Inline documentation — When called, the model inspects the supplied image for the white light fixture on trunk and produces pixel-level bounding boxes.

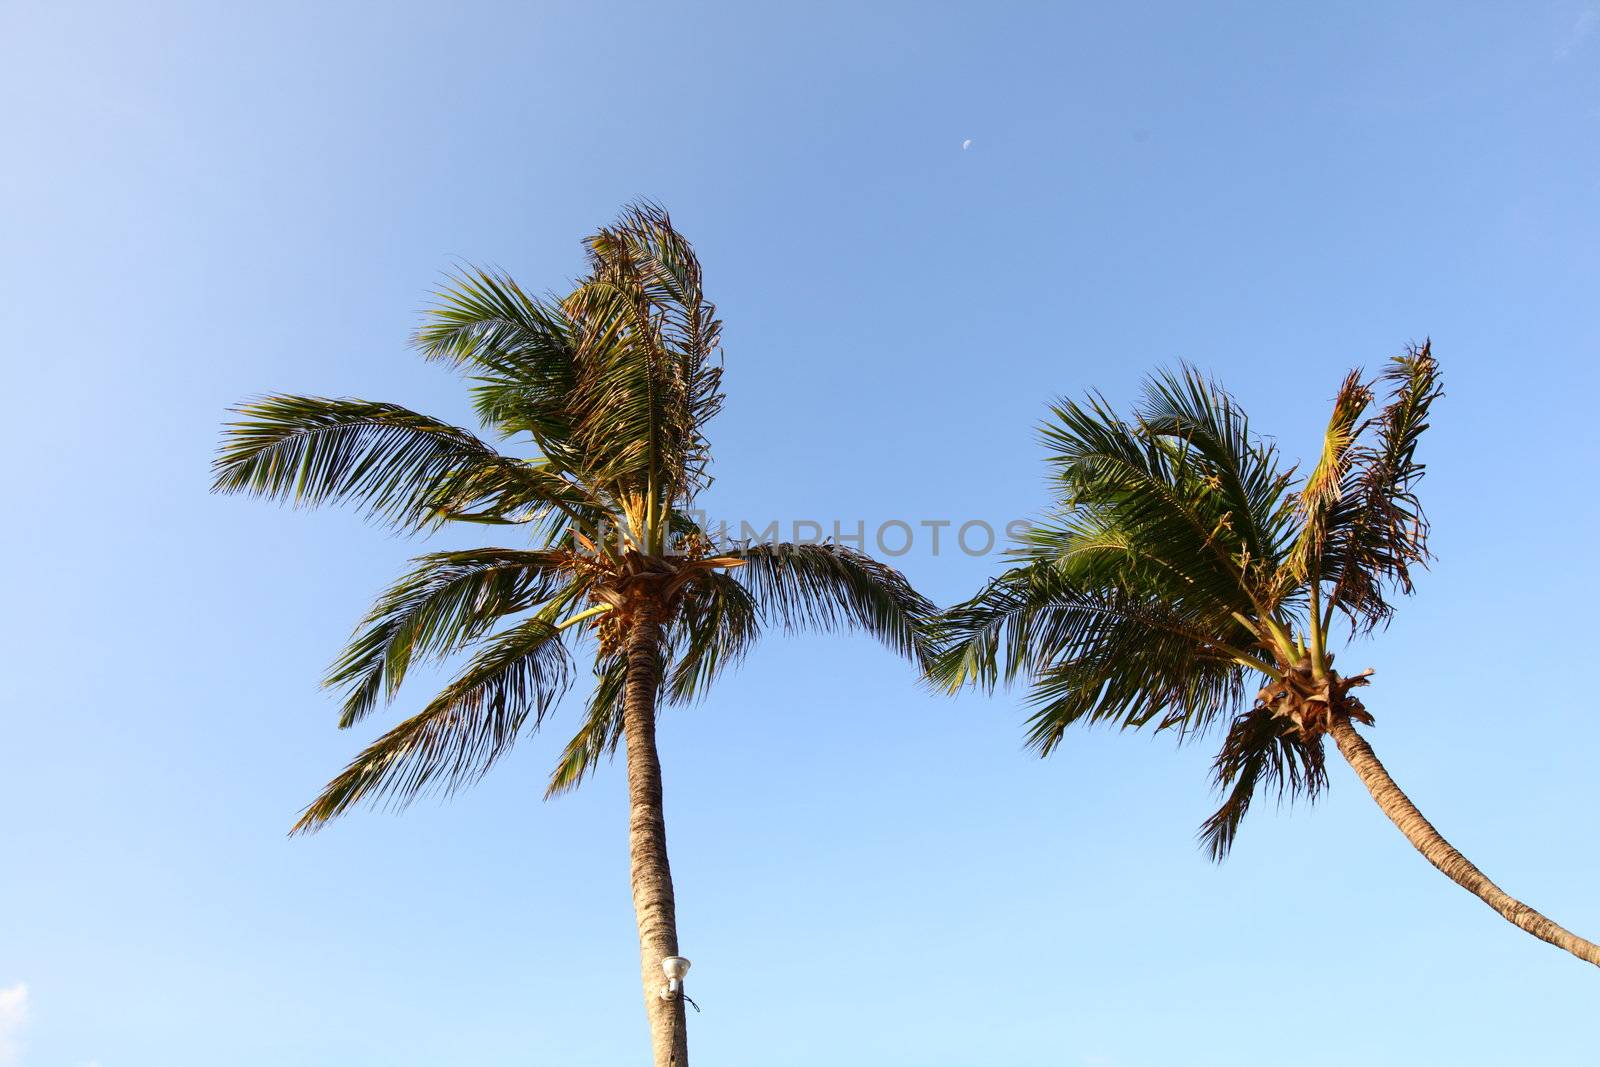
[660,955,692,999]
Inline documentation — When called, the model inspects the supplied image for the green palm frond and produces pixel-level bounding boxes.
[1140,366,1300,570]
[665,570,761,704]
[1023,624,1247,752]
[1199,706,1328,860]
[1039,383,1279,622]
[543,655,628,799]
[729,542,936,667]
[213,396,517,527]
[931,560,1264,721]
[1287,369,1373,583]
[294,616,573,832]
[561,203,724,532]
[325,550,578,727]
[930,560,1114,692]
[1321,342,1441,632]
[1014,582,1252,749]
[583,202,723,438]
[413,268,581,463]
[424,456,605,531]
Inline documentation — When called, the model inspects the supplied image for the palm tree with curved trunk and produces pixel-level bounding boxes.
[214,203,935,1064]
[933,344,1600,968]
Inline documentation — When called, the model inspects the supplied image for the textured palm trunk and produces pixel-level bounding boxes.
[620,600,690,1066]
[1328,716,1600,968]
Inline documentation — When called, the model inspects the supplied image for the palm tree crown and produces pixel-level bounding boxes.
[934,345,1600,968]
[216,203,931,824]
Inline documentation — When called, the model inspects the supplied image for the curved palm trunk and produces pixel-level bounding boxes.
[621,601,690,1066]
[1328,717,1600,967]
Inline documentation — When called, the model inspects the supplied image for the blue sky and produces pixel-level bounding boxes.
[4,2,1600,1064]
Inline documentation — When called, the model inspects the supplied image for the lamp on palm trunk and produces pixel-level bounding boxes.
[660,956,691,998]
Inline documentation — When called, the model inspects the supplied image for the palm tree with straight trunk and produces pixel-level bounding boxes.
[214,203,935,1064]
[932,344,1600,968]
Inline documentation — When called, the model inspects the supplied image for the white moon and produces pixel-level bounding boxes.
[961,139,972,150]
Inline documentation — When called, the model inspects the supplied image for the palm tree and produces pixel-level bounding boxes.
[933,344,1600,968]
[214,203,935,1064]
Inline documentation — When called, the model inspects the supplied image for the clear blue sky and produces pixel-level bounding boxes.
[4,2,1599,1064]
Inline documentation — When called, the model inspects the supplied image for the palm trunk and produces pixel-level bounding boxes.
[1328,716,1600,968]
[620,600,690,1066]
